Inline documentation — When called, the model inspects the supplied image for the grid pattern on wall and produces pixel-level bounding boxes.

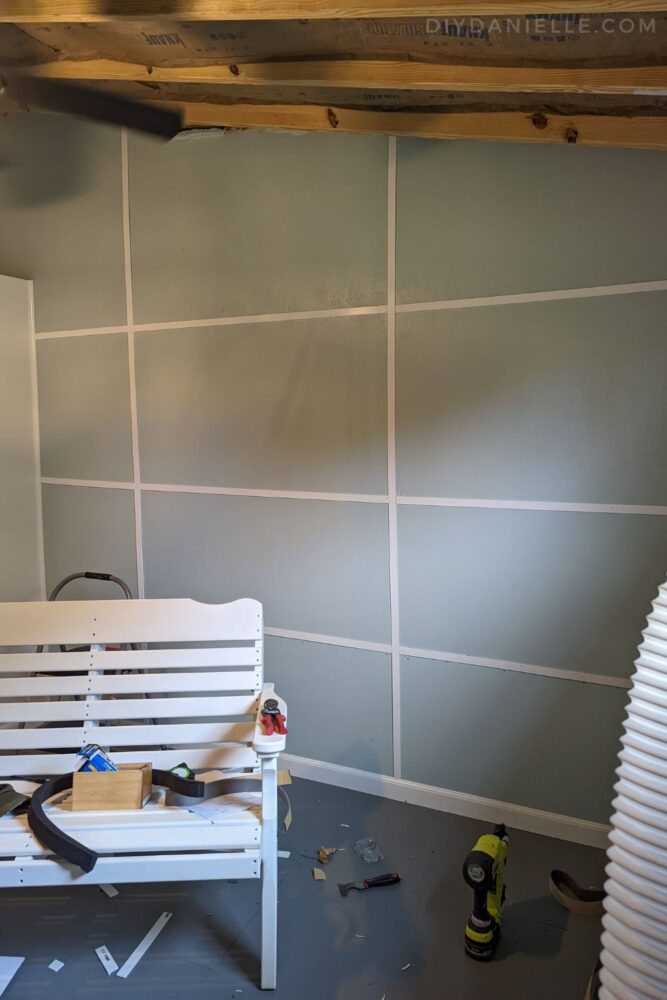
[6,115,666,842]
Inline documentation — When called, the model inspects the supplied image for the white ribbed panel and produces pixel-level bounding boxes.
[600,579,667,1000]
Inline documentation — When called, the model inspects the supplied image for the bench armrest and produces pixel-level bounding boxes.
[253,683,288,754]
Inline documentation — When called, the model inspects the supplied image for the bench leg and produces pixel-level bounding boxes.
[260,755,278,989]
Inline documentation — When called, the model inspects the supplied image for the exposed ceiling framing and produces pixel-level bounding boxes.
[1,4,666,148]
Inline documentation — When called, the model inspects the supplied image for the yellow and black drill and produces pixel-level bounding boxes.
[462,823,510,961]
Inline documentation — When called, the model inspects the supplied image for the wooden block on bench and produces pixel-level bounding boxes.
[72,763,152,811]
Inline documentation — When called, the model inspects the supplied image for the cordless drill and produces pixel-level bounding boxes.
[462,823,510,960]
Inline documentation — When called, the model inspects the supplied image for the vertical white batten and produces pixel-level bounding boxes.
[387,135,401,779]
[27,281,46,600]
[121,128,145,599]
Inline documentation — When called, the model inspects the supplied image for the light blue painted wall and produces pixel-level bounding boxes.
[0,276,42,602]
[4,114,666,825]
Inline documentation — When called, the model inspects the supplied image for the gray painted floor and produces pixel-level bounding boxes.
[0,778,605,999]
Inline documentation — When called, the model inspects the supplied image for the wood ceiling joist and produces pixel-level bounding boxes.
[169,99,667,147]
[31,58,667,97]
[3,1,667,22]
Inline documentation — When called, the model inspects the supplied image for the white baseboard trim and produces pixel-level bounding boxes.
[280,753,610,849]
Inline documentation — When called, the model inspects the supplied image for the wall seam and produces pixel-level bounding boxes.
[121,129,145,599]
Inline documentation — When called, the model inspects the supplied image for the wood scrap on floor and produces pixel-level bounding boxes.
[312,867,326,881]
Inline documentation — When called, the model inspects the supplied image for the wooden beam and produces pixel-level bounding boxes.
[169,100,667,148]
[3,1,667,22]
[31,58,667,97]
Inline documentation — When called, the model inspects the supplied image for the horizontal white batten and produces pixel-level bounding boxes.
[0,852,259,888]
[0,695,258,724]
[264,626,391,654]
[141,482,388,504]
[42,476,134,490]
[396,278,667,314]
[0,673,260,699]
[32,279,667,342]
[0,745,256,777]
[0,721,255,750]
[398,496,667,516]
[265,625,628,691]
[282,754,610,849]
[41,478,666,516]
[35,325,129,340]
[136,303,388,332]
[401,645,632,690]
[0,646,260,673]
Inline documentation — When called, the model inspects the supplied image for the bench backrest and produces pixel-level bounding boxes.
[0,597,263,778]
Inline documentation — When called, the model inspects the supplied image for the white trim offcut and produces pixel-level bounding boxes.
[280,754,610,849]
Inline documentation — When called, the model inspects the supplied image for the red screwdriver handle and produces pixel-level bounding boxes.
[363,873,401,889]
[261,714,276,736]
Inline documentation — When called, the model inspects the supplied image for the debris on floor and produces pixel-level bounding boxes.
[95,945,119,976]
[316,846,337,864]
[116,911,173,979]
[339,873,401,897]
[99,883,119,898]
[312,867,327,881]
[48,959,64,972]
[353,836,384,864]
[340,823,350,828]
[277,850,291,859]
[0,957,24,997]
[401,963,411,971]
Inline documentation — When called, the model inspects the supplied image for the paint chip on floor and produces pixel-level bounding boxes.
[48,960,64,972]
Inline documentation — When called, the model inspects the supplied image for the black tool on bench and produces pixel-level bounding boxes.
[338,873,401,897]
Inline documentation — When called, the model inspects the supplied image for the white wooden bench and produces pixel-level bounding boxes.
[0,596,286,990]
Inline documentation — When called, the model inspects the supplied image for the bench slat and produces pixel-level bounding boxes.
[0,852,260,887]
[0,721,256,750]
[0,675,260,698]
[0,696,258,724]
[0,646,261,673]
[0,745,258,776]
[0,822,260,857]
[0,597,262,646]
